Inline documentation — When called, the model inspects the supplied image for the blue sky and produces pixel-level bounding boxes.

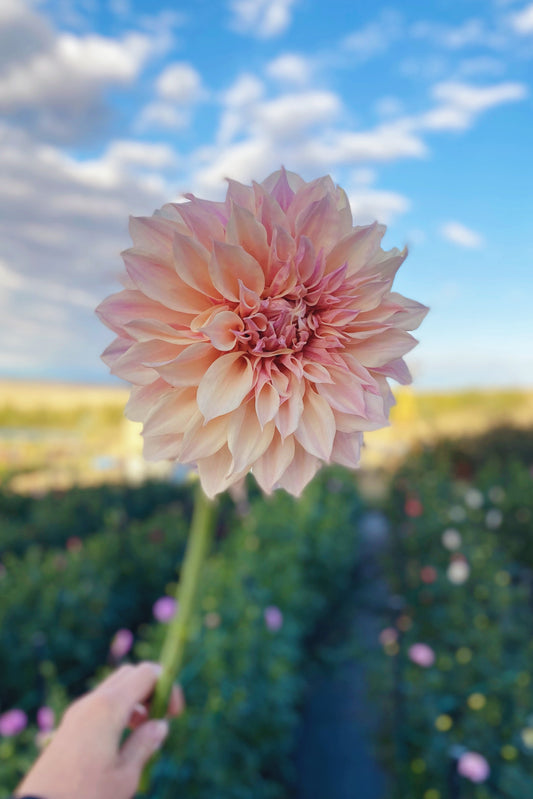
[0,0,532,389]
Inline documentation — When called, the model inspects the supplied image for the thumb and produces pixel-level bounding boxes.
[120,719,169,772]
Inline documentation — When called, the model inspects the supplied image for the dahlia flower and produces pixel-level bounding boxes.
[97,168,427,498]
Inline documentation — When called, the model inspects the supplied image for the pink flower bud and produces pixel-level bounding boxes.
[0,709,27,736]
[264,605,283,632]
[153,596,178,623]
[110,628,134,660]
[36,706,55,732]
[457,751,490,783]
[408,643,435,667]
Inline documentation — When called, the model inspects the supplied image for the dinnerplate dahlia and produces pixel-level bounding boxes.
[97,168,427,497]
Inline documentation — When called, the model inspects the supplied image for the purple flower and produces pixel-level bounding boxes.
[0,709,28,736]
[36,706,55,733]
[264,605,283,632]
[457,752,490,783]
[408,643,435,668]
[153,596,178,623]
[110,628,134,660]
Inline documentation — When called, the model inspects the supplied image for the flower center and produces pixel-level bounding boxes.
[236,296,312,356]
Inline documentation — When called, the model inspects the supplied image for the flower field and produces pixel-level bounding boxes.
[0,425,532,798]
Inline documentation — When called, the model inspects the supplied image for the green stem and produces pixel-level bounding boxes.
[139,483,217,793]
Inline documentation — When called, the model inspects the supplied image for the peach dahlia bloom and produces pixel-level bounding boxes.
[97,169,427,498]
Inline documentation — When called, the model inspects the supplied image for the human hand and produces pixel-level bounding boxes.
[15,662,185,799]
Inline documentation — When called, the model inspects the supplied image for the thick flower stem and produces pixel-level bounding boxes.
[139,484,217,793]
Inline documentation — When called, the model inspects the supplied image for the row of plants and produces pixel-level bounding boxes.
[0,480,193,557]
[368,427,533,799]
[0,467,363,798]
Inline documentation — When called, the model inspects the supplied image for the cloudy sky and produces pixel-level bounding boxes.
[1,0,532,389]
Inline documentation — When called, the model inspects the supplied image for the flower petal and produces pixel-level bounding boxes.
[197,352,254,421]
[226,203,270,266]
[128,215,184,263]
[252,431,295,494]
[179,412,229,462]
[125,379,173,422]
[325,222,386,276]
[227,402,275,473]
[200,310,243,351]
[209,241,265,302]
[295,194,344,256]
[143,433,183,461]
[294,388,336,460]
[172,231,217,297]
[331,431,363,468]
[96,290,188,336]
[123,250,213,314]
[255,381,280,427]
[196,446,242,498]
[156,342,218,387]
[275,374,304,438]
[351,329,417,368]
[277,441,320,497]
[143,387,198,436]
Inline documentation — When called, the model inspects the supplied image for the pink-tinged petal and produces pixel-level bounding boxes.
[128,215,184,263]
[295,388,336,460]
[172,230,218,299]
[316,372,366,416]
[278,441,320,497]
[209,241,265,302]
[226,203,270,266]
[252,431,295,494]
[200,310,243,351]
[335,186,353,234]
[325,222,386,276]
[96,290,190,337]
[275,375,304,438]
[286,175,336,228]
[226,178,256,213]
[351,329,417,368]
[130,339,186,367]
[295,194,345,256]
[143,433,183,461]
[301,362,334,384]
[374,358,412,385]
[252,181,288,242]
[123,319,199,345]
[331,431,363,468]
[255,381,281,427]
[294,235,318,284]
[261,167,297,212]
[174,198,226,248]
[143,387,198,436]
[108,342,158,385]
[101,336,131,369]
[179,412,229,462]
[197,352,254,421]
[387,293,429,330]
[119,272,137,290]
[156,342,219,387]
[333,409,388,433]
[196,446,241,498]
[227,402,275,472]
[123,250,213,314]
[124,379,173,422]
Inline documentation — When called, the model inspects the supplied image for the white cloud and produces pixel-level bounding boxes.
[456,57,505,77]
[441,221,485,248]
[229,0,297,38]
[342,10,403,60]
[410,18,505,49]
[415,80,528,131]
[155,61,203,103]
[510,2,533,32]
[137,61,205,131]
[348,188,411,225]
[252,91,342,139]
[266,53,312,85]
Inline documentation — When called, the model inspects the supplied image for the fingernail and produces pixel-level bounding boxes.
[150,719,169,750]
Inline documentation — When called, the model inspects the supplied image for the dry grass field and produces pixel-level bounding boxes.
[1,379,532,492]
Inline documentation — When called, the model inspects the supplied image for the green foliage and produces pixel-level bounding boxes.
[368,429,533,799]
[0,467,362,799]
